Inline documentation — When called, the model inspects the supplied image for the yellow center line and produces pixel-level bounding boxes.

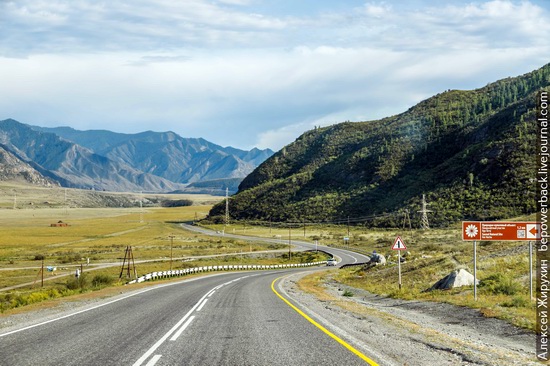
[271,276,379,366]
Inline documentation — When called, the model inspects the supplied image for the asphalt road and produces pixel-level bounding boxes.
[0,226,375,366]
[180,222,369,265]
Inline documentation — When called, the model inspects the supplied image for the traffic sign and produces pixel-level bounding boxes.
[392,236,407,250]
[462,221,541,241]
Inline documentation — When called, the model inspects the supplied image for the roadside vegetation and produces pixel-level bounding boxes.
[204,215,536,331]
[0,185,536,332]
[0,187,329,313]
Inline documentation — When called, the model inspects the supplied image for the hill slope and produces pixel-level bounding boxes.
[0,145,57,187]
[209,64,548,227]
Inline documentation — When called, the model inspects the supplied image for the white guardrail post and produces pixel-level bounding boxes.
[128,260,329,284]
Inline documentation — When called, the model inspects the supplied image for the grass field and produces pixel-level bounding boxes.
[0,184,537,330]
[0,185,333,312]
[203,215,537,330]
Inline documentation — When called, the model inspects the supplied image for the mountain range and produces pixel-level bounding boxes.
[209,63,548,227]
[0,121,273,192]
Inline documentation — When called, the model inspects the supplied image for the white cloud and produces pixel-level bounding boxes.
[0,0,288,56]
[362,2,392,18]
[0,1,549,150]
[216,0,255,6]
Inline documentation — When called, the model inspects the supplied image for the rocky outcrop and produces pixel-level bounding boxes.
[428,269,478,291]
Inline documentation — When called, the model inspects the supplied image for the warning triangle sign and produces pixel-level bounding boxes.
[392,236,407,250]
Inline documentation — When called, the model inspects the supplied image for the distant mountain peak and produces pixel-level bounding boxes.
[0,120,274,192]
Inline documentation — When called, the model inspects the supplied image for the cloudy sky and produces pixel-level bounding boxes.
[1,0,549,150]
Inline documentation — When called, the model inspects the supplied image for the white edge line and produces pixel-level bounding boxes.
[145,354,162,366]
[134,276,250,365]
[133,307,197,366]
[196,299,208,312]
[0,273,228,338]
[134,285,216,366]
[0,286,159,338]
[169,315,195,341]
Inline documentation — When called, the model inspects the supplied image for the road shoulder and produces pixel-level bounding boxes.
[279,270,537,366]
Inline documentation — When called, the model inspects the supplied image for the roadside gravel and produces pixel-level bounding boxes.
[279,270,537,366]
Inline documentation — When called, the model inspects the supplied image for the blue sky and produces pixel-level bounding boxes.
[0,0,549,150]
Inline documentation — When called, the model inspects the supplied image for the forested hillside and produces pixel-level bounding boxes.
[209,64,549,227]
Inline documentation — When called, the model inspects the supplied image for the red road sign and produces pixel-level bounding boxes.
[392,236,407,250]
[462,221,541,241]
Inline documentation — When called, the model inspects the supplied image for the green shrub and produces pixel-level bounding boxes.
[59,253,82,264]
[479,273,522,295]
[66,273,90,291]
[161,199,193,207]
[501,296,530,308]
[91,274,115,288]
[342,289,354,297]
[0,288,66,312]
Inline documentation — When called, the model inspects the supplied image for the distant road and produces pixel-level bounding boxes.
[180,222,369,265]
[0,224,377,366]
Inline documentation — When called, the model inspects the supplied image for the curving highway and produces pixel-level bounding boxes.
[0,225,377,366]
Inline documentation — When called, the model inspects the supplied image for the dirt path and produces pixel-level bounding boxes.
[280,271,537,366]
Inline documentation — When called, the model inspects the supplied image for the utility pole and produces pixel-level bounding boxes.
[13,191,16,209]
[225,187,229,226]
[347,216,350,238]
[64,188,68,216]
[417,194,432,230]
[119,246,137,279]
[139,191,143,223]
[33,259,45,288]
[168,235,175,271]
[402,209,413,233]
[288,226,292,260]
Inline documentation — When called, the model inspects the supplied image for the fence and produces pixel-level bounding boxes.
[128,261,327,284]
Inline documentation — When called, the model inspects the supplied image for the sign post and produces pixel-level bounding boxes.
[530,240,534,301]
[473,240,477,301]
[462,221,540,301]
[392,236,407,290]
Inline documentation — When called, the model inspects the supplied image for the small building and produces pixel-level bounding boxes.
[50,220,69,227]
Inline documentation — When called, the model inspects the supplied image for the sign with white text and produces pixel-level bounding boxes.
[462,221,540,241]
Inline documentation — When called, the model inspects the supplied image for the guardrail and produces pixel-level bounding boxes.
[326,245,372,269]
[127,261,328,284]
[328,244,373,257]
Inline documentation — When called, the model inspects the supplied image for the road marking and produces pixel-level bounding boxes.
[134,274,254,365]
[133,290,215,365]
[208,290,216,297]
[0,281,183,338]
[196,299,208,311]
[271,277,379,366]
[170,316,195,341]
[145,355,162,366]
[0,273,239,339]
